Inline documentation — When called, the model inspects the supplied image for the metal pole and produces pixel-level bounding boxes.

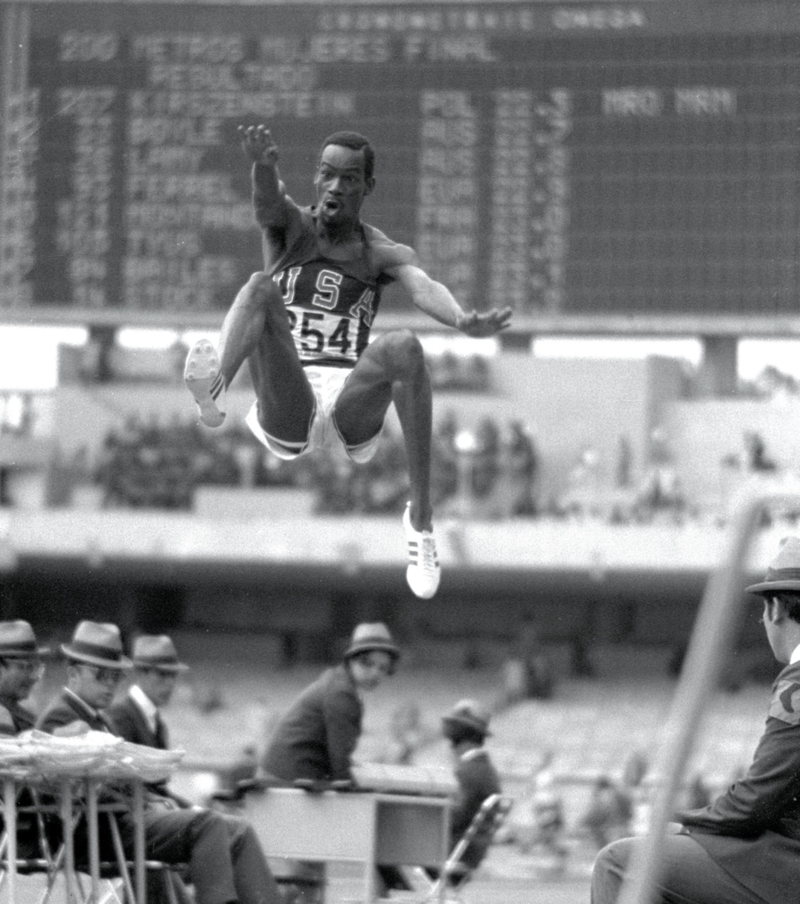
[5,776,17,904]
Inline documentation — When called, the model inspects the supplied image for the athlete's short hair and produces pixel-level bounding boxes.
[319,131,375,181]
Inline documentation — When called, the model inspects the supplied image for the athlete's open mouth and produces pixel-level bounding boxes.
[322,198,341,214]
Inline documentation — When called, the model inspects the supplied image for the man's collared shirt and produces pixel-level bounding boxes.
[128,684,159,735]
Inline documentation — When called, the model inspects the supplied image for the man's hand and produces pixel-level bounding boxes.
[52,720,91,737]
[455,306,513,337]
[239,124,279,167]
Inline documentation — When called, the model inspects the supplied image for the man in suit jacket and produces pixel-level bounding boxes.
[0,620,53,858]
[441,700,502,873]
[0,620,48,737]
[108,635,187,749]
[37,620,281,904]
[107,634,192,808]
[263,622,400,783]
[592,536,800,904]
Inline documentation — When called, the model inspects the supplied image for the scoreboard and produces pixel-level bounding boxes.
[1,0,799,329]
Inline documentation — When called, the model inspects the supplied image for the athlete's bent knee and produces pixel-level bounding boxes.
[380,329,426,375]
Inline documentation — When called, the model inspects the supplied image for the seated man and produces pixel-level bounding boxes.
[0,620,51,858]
[382,698,502,893]
[263,622,399,785]
[438,699,502,879]
[262,623,400,892]
[0,619,47,737]
[37,620,281,904]
[592,535,800,904]
[107,634,193,807]
[107,634,188,750]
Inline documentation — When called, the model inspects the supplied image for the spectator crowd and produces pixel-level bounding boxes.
[87,410,541,518]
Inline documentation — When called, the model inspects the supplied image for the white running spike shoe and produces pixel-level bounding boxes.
[403,503,441,599]
[184,339,226,428]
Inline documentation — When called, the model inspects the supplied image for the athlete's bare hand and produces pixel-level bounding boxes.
[455,306,513,337]
[239,124,279,166]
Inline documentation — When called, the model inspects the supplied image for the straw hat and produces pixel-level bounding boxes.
[746,537,800,595]
[0,620,50,659]
[132,635,189,673]
[61,621,132,669]
[343,622,400,663]
[442,699,492,738]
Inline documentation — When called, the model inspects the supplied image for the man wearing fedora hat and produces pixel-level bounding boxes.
[36,619,132,735]
[108,635,189,750]
[38,621,281,904]
[263,622,400,785]
[592,535,800,904]
[439,699,501,877]
[262,622,400,895]
[0,620,48,737]
[0,620,52,859]
[108,635,194,811]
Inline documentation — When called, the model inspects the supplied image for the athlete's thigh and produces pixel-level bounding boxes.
[333,344,394,445]
[247,327,315,440]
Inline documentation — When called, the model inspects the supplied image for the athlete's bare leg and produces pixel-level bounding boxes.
[243,274,316,443]
[185,271,304,429]
[217,274,272,389]
[335,329,440,598]
[335,330,433,531]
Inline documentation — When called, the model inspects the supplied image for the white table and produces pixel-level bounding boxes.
[244,787,451,903]
[0,734,182,904]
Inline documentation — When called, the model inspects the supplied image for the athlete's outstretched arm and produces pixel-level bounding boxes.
[238,124,290,229]
[389,262,513,337]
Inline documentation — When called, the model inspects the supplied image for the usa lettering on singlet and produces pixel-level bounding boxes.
[273,259,382,368]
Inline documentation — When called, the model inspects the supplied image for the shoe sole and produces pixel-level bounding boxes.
[184,340,225,428]
[406,569,440,599]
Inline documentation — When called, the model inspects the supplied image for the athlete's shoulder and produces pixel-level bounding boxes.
[362,223,419,271]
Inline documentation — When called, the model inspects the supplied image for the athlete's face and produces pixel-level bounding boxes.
[314,145,374,228]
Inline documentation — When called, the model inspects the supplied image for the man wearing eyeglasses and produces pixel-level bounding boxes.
[37,620,281,904]
[0,620,51,859]
[0,619,48,737]
[591,536,800,904]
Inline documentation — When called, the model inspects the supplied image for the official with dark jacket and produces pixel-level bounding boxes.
[107,634,191,807]
[107,634,189,748]
[592,536,800,904]
[263,622,400,783]
[442,700,502,871]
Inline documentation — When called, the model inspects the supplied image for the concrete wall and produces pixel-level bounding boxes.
[664,395,800,512]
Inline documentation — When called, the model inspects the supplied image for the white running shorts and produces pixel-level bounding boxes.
[245,365,382,464]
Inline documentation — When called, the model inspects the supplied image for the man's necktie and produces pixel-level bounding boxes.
[154,712,168,749]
